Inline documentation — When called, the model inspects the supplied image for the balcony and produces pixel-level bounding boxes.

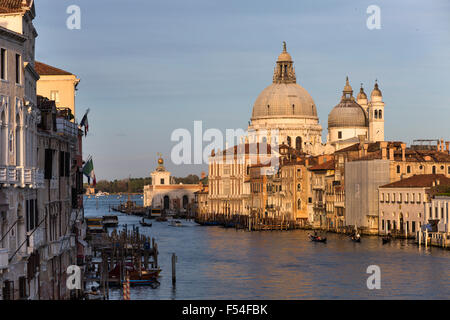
[0,166,19,186]
[56,118,78,139]
[0,248,8,270]
[0,166,44,189]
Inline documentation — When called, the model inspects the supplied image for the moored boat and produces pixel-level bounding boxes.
[140,218,152,227]
[169,220,182,227]
[102,215,119,228]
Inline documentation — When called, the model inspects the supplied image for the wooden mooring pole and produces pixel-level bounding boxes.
[172,253,177,285]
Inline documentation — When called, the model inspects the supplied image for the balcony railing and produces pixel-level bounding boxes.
[0,248,8,269]
[56,118,79,138]
[0,166,44,189]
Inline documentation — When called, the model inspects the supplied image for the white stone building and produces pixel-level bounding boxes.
[0,0,42,300]
[143,156,201,214]
[327,78,385,151]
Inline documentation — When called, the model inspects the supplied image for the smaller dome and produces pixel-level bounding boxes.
[277,41,292,61]
[328,100,368,128]
[371,82,382,97]
[278,52,292,61]
[328,77,368,129]
[343,76,353,94]
[357,86,367,100]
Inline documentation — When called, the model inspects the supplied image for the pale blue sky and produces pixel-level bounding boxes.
[34,0,450,180]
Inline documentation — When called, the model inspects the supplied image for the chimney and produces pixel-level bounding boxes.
[440,139,444,152]
[401,143,406,162]
[363,143,369,156]
[380,142,388,160]
[389,147,394,161]
[446,141,450,154]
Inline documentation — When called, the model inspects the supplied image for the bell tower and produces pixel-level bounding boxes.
[368,80,385,142]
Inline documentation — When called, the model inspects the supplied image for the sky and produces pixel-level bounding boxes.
[34,0,450,181]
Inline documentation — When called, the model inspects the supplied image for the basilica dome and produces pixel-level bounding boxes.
[328,77,368,128]
[251,42,318,120]
[252,83,317,119]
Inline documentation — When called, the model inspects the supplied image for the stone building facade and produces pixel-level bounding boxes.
[143,156,201,215]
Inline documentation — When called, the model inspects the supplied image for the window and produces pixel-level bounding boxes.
[15,53,21,84]
[0,48,6,80]
[297,184,301,192]
[287,136,291,146]
[379,110,382,119]
[407,166,411,174]
[432,166,436,174]
[160,178,164,185]
[338,131,342,139]
[397,165,401,174]
[295,136,302,151]
[44,149,53,179]
[19,276,28,299]
[50,91,60,103]
[374,110,378,119]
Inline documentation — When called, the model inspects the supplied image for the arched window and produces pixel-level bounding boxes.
[397,165,401,174]
[374,110,378,119]
[267,105,270,115]
[287,136,291,147]
[297,199,301,209]
[295,136,302,151]
[379,110,382,119]
[432,166,436,174]
[407,166,411,174]
[163,196,170,210]
[297,184,301,191]
[182,195,189,209]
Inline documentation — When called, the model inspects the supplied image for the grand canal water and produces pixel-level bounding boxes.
[84,195,450,300]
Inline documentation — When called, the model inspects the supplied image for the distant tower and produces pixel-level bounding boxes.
[151,154,171,186]
[368,80,385,142]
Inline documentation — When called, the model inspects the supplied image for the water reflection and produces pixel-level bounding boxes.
[85,196,450,300]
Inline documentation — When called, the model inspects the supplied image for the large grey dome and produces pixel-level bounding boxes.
[328,99,368,128]
[252,83,318,120]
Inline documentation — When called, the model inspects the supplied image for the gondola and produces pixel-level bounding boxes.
[309,234,327,243]
[140,218,152,227]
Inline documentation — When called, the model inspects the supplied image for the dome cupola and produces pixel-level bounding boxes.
[328,77,368,129]
[251,42,318,120]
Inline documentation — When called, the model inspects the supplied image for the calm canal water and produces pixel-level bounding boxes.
[84,195,450,300]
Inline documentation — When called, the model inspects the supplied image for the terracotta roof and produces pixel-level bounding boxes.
[309,159,335,171]
[380,174,450,188]
[214,143,273,157]
[35,61,73,76]
[0,0,32,14]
